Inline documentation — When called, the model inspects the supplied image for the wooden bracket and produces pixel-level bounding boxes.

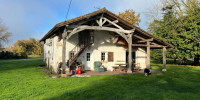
[103,18,123,29]
[67,25,133,42]
[104,20,118,27]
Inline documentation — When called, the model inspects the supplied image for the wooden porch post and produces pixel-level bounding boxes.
[162,47,167,71]
[127,33,133,73]
[62,27,68,74]
[147,41,151,69]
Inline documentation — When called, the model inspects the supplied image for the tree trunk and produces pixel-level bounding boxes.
[193,55,200,66]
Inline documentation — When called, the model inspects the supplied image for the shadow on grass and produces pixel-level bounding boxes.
[47,66,200,100]
[0,58,44,72]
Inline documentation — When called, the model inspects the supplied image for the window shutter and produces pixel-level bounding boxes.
[108,52,114,62]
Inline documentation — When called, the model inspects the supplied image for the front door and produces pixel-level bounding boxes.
[85,52,93,70]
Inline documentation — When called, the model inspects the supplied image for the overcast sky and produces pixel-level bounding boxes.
[0,0,160,46]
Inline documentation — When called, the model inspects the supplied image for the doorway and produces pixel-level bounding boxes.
[126,51,136,64]
[85,52,93,70]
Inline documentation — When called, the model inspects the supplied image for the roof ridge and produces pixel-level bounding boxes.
[56,7,108,27]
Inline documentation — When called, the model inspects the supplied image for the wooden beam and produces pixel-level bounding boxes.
[104,20,118,27]
[162,47,167,71]
[132,44,147,47]
[96,20,100,26]
[137,38,153,43]
[151,42,158,45]
[68,25,133,42]
[69,25,133,34]
[102,19,107,26]
[96,16,108,27]
[113,36,119,43]
[103,18,123,29]
[69,16,101,28]
[146,41,151,69]
[67,30,72,33]
[151,45,163,48]
[128,33,133,73]
[133,35,146,41]
[62,27,67,74]
[99,16,103,27]
[132,44,164,48]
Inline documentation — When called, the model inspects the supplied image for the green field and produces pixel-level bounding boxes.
[0,58,200,100]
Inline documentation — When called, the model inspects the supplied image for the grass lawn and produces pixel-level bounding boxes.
[0,58,200,100]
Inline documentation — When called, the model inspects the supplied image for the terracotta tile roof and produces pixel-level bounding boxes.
[40,8,173,48]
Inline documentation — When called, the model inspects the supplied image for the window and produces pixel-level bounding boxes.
[70,52,74,59]
[86,53,90,61]
[101,52,105,61]
[108,52,114,62]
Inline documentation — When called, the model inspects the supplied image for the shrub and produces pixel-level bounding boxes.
[0,51,27,59]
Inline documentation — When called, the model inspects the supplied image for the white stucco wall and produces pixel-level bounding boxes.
[43,31,147,73]
[77,31,126,71]
[43,33,78,72]
[136,48,147,69]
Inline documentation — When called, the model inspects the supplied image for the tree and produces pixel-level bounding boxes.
[32,39,43,55]
[148,0,200,65]
[148,4,181,63]
[0,19,11,47]
[8,38,43,56]
[5,45,18,53]
[118,9,141,26]
[183,0,200,65]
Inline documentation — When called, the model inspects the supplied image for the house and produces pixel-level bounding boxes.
[40,8,173,73]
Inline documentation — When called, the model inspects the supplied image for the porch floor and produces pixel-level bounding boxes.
[74,69,162,76]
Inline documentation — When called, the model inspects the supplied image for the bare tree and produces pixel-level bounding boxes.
[146,1,164,21]
[0,19,11,47]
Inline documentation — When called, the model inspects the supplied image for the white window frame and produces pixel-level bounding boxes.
[86,53,90,61]
[70,52,75,59]
[101,52,106,61]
